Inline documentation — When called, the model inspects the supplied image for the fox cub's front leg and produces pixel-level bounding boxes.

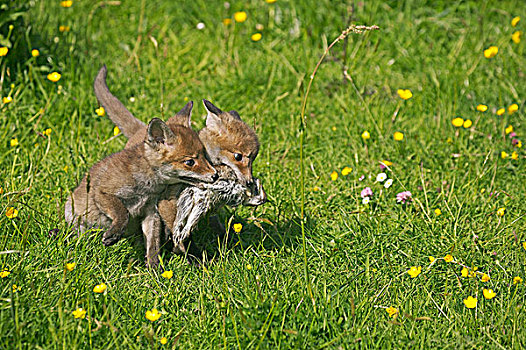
[94,190,129,246]
[142,211,162,268]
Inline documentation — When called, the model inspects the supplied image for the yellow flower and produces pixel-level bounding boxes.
[44,128,52,136]
[313,186,320,192]
[113,126,120,136]
[361,130,370,140]
[72,308,86,319]
[496,207,505,217]
[434,208,442,216]
[386,306,398,317]
[501,151,508,159]
[523,242,526,251]
[233,223,242,233]
[95,106,105,116]
[483,46,498,59]
[508,103,519,114]
[516,140,523,148]
[234,11,247,23]
[160,337,168,345]
[496,108,505,116]
[330,171,338,181]
[266,0,277,3]
[461,267,468,277]
[0,270,10,278]
[444,254,454,262]
[505,125,514,135]
[513,276,523,284]
[407,266,421,278]
[481,274,490,282]
[476,104,488,112]
[512,31,521,44]
[59,25,70,32]
[145,308,162,322]
[222,18,232,25]
[463,119,472,128]
[452,117,464,127]
[483,289,496,300]
[429,256,435,263]
[3,96,12,104]
[47,72,61,82]
[341,167,352,176]
[6,207,18,219]
[63,165,69,173]
[246,264,252,270]
[511,151,518,160]
[0,47,8,56]
[66,263,76,271]
[393,131,404,141]
[251,33,262,42]
[31,49,40,57]
[381,160,393,167]
[463,296,477,309]
[60,1,73,7]
[161,270,173,279]
[93,283,107,293]
[397,89,413,100]
[512,16,521,27]
[12,284,21,292]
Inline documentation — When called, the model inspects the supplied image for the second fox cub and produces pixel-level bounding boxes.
[65,117,218,267]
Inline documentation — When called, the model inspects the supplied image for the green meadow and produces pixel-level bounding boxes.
[1,0,525,348]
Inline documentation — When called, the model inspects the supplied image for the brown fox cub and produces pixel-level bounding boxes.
[65,117,218,267]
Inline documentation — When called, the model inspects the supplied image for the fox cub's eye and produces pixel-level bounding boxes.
[234,153,243,162]
[184,159,195,167]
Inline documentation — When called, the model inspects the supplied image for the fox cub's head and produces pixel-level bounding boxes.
[199,100,259,188]
[145,116,218,185]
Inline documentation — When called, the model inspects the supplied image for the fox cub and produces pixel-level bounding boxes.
[65,117,218,267]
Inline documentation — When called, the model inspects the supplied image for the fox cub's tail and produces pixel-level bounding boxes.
[94,65,145,138]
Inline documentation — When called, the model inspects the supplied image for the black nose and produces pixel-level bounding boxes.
[211,173,219,182]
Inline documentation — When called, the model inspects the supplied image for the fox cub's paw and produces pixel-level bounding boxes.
[101,228,123,246]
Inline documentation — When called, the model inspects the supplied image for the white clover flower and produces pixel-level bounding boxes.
[384,179,393,189]
[376,173,387,182]
[197,22,205,30]
[362,197,370,205]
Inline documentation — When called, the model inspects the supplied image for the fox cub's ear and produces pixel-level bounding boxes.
[170,101,193,128]
[228,110,241,120]
[203,99,224,132]
[147,118,176,147]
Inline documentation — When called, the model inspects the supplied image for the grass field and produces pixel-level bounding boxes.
[1,0,526,348]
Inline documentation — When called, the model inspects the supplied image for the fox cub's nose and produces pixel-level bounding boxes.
[211,172,219,182]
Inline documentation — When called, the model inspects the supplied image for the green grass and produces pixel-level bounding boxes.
[1,0,525,348]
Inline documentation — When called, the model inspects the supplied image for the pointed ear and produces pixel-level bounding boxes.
[203,99,225,131]
[203,99,223,116]
[168,101,193,128]
[228,110,241,120]
[147,118,175,146]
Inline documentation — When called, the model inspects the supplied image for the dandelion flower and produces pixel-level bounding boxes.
[361,130,370,140]
[233,223,242,233]
[72,308,86,319]
[393,132,404,141]
[145,308,161,322]
[513,276,523,284]
[386,306,398,317]
[95,107,105,116]
[31,49,39,57]
[360,187,373,198]
[65,263,76,271]
[341,167,352,176]
[483,46,498,59]
[496,207,505,217]
[429,256,435,263]
[59,25,70,32]
[444,254,454,262]
[0,270,10,278]
[434,208,442,216]
[384,179,393,189]
[60,1,73,7]
[330,171,338,181]
[93,283,107,294]
[476,104,488,112]
[501,151,508,159]
[511,151,518,160]
[481,274,490,282]
[251,33,262,42]
[3,96,12,104]
[508,104,519,114]
[452,117,464,127]
[160,337,168,345]
[483,289,496,300]
[6,207,18,219]
[397,89,413,100]
[113,126,120,136]
[376,173,387,182]
[47,72,61,82]
[496,108,505,116]
[505,125,514,135]
[461,267,469,277]
[161,270,173,279]
[222,18,232,25]
[512,16,521,27]
[463,119,472,128]
[407,266,422,278]
[463,296,477,309]
[234,11,247,23]
[512,31,521,44]
[396,191,412,204]
[0,47,8,56]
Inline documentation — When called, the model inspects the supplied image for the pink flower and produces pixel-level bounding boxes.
[512,138,519,145]
[396,191,412,204]
[509,132,517,138]
[361,187,373,198]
